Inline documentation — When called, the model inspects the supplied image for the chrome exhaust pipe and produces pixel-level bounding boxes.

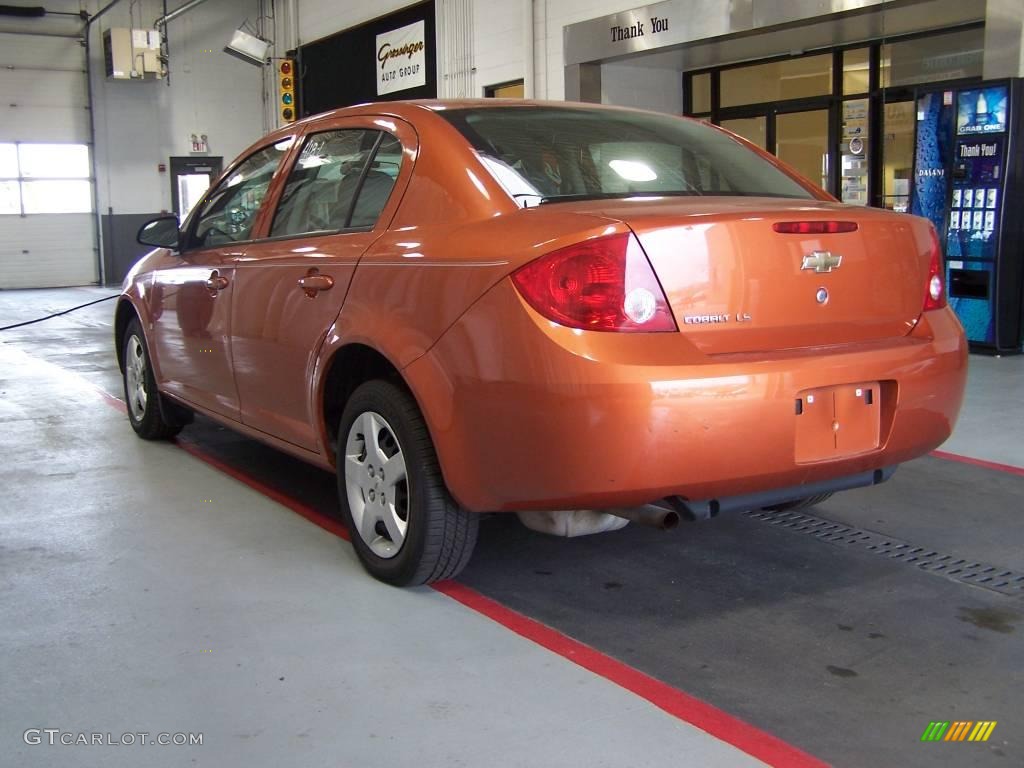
[607,503,680,531]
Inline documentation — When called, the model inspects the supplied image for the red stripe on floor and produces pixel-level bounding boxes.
[94,383,127,413]
[433,580,829,768]
[174,437,352,541]
[930,450,1024,477]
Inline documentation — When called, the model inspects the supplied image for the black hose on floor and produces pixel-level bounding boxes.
[0,294,119,332]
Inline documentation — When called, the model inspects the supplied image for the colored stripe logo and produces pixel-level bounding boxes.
[921,721,997,742]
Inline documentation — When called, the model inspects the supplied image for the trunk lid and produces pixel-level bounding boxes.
[548,197,932,354]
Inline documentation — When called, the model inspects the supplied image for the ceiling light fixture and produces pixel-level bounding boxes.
[224,28,271,66]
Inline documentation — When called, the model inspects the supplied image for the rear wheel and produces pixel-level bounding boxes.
[337,380,478,586]
[122,318,184,440]
[764,493,833,512]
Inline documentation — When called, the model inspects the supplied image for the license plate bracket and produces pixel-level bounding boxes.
[794,382,880,463]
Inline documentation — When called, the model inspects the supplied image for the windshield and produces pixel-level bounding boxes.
[438,106,816,204]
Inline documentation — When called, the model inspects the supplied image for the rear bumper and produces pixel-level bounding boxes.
[404,280,968,512]
[673,466,897,520]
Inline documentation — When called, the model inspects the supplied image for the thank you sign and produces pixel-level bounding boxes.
[376,20,426,95]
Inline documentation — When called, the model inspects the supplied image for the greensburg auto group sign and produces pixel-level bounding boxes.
[376,20,426,95]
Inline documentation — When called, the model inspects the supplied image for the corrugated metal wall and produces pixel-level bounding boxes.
[0,30,98,288]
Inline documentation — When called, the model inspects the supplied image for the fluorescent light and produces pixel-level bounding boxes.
[609,160,657,182]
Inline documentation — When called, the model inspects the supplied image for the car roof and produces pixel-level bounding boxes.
[261,99,680,144]
[303,98,624,119]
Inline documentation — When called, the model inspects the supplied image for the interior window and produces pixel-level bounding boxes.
[349,133,402,228]
[720,54,832,108]
[189,139,290,248]
[270,129,382,237]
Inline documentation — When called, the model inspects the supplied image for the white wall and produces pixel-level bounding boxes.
[295,0,652,101]
[471,0,524,93]
[464,0,648,100]
[90,0,266,216]
[297,0,414,45]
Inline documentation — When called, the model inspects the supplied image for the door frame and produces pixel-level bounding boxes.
[169,156,224,218]
[717,95,836,194]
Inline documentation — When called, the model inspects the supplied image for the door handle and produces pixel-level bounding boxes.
[205,271,229,292]
[298,272,335,298]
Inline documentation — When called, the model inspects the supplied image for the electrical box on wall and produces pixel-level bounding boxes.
[103,28,163,80]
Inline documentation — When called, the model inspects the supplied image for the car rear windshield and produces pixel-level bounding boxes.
[438,106,815,204]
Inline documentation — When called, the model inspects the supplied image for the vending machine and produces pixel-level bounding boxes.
[910,79,1024,353]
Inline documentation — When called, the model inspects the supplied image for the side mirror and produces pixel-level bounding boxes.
[137,215,181,250]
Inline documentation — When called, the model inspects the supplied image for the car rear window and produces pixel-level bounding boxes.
[437,106,815,204]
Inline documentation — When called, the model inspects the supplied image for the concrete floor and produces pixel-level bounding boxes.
[2,286,1022,767]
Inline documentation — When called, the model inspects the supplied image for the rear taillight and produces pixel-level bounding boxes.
[773,221,858,234]
[924,227,946,311]
[511,233,676,332]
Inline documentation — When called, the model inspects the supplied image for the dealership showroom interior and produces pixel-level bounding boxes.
[3,0,1024,765]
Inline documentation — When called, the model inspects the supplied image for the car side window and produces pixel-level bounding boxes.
[187,139,291,249]
[349,132,403,228]
[270,129,381,237]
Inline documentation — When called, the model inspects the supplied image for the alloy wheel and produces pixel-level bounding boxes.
[125,334,148,422]
[344,410,409,558]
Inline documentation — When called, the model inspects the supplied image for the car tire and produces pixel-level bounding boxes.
[122,317,185,440]
[337,379,478,586]
[765,492,833,512]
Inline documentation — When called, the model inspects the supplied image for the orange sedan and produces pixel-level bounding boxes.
[117,100,967,585]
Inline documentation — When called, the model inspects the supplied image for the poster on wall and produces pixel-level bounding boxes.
[376,21,426,95]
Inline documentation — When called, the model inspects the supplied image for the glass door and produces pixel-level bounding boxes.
[169,156,223,219]
[775,109,830,191]
[717,107,832,194]
[720,117,767,150]
[881,100,915,212]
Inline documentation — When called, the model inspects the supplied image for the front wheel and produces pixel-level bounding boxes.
[337,380,478,586]
[122,317,184,440]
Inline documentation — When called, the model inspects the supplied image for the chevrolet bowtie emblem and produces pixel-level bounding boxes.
[801,251,843,273]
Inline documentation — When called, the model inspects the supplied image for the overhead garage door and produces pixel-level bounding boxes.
[0,30,98,289]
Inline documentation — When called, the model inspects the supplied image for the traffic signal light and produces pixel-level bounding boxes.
[278,59,296,124]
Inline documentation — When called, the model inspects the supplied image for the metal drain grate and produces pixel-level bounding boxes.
[744,509,1024,598]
